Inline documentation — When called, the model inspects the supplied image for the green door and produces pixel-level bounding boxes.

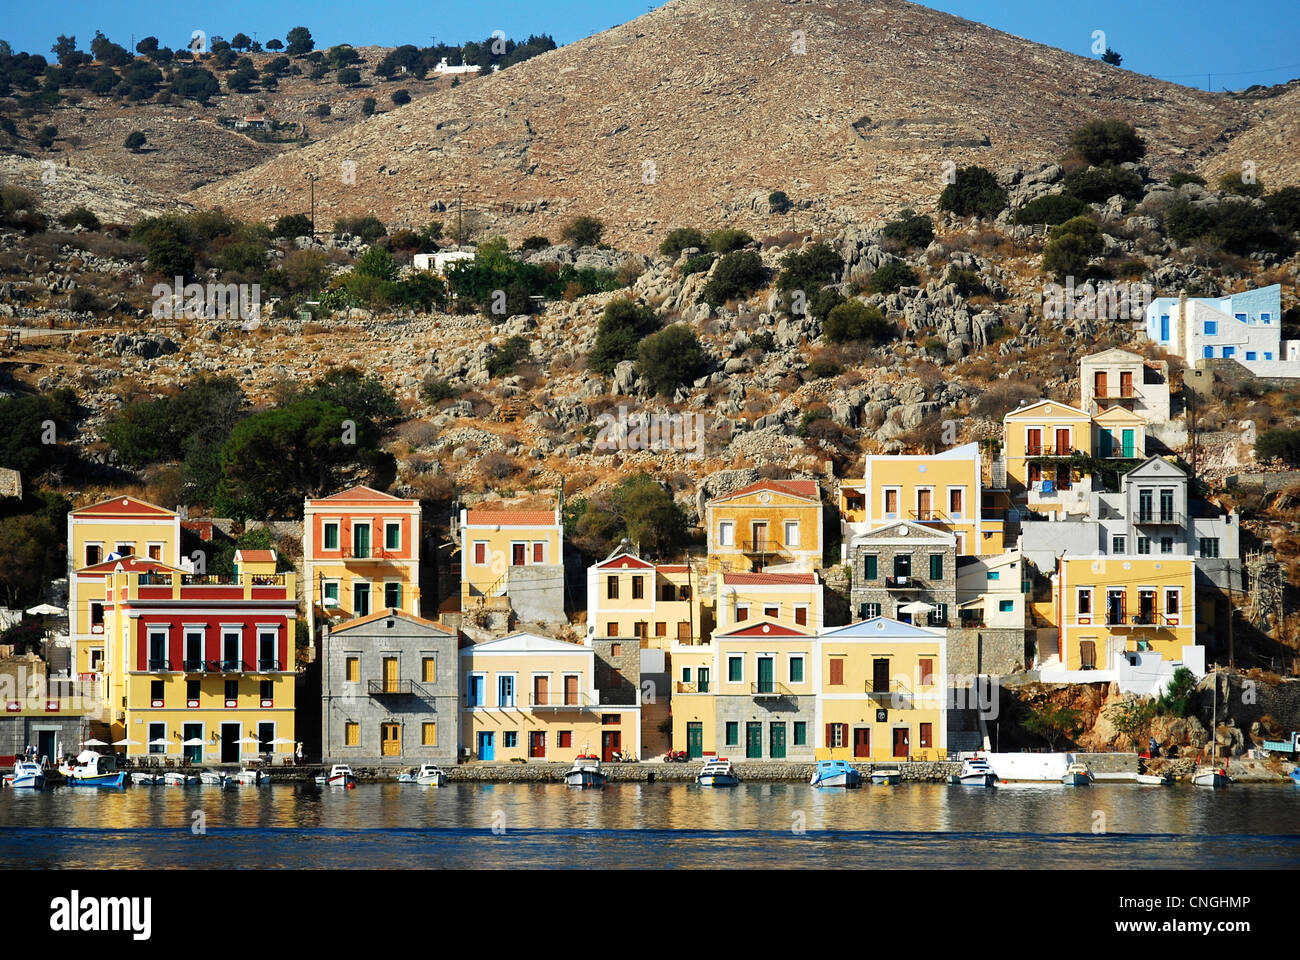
[698,668,710,694]
[1121,429,1135,459]
[686,722,703,759]
[770,722,786,759]
[746,722,762,759]
[757,657,774,694]
[1098,430,1113,458]
[353,523,370,558]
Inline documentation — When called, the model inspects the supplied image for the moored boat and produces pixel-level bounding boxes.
[1136,772,1173,785]
[696,757,740,787]
[1289,767,1300,785]
[57,751,125,788]
[1191,766,1230,788]
[198,770,229,786]
[564,754,606,788]
[4,760,46,789]
[130,772,162,785]
[398,764,447,786]
[810,759,861,787]
[315,764,356,787]
[233,768,269,786]
[870,765,902,785]
[951,755,997,787]
[1061,761,1094,786]
[163,770,197,785]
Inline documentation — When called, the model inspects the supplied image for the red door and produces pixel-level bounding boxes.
[601,731,620,762]
[528,732,546,758]
[893,728,910,758]
[512,543,526,565]
[1026,429,1042,456]
[853,728,870,758]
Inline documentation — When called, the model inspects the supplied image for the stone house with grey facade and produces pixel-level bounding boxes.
[321,609,460,766]
[848,521,957,627]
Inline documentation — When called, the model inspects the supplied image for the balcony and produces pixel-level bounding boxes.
[182,659,206,673]
[207,658,248,673]
[1106,612,1177,629]
[257,657,282,672]
[908,509,951,523]
[675,681,709,694]
[1134,511,1183,526]
[885,575,922,590]
[751,681,791,699]
[368,679,430,698]
[527,691,596,711]
[1025,444,1077,458]
[341,545,399,562]
[739,539,793,561]
[147,658,172,672]
[866,680,913,705]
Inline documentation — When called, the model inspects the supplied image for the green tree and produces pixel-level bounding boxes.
[561,215,604,247]
[1107,697,1155,749]
[867,260,918,294]
[776,242,842,293]
[285,26,315,57]
[486,335,531,377]
[823,300,891,343]
[1069,119,1146,165]
[390,88,411,105]
[1218,172,1264,199]
[1012,193,1086,226]
[881,209,934,249]
[1042,216,1102,281]
[768,190,792,214]
[659,227,705,258]
[1157,667,1197,717]
[273,213,314,238]
[699,249,765,308]
[1022,702,1085,749]
[354,246,399,281]
[337,67,361,86]
[589,298,661,375]
[637,324,706,395]
[231,33,252,52]
[0,513,62,607]
[1062,163,1144,203]
[361,96,376,116]
[707,228,753,254]
[1101,49,1123,66]
[1255,428,1300,467]
[938,165,1007,219]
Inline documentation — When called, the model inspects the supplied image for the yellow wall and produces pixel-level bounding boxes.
[714,576,822,632]
[670,646,718,756]
[817,641,945,761]
[461,523,562,604]
[121,673,296,759]
[705,490,822,572]
[589,565,705,647]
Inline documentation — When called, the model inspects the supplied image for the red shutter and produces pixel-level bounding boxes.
[795,607,807,626]
[825,724,834,748]
[829,658,843,685]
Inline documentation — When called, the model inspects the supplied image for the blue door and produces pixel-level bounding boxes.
[1159,315,1169,341]
[477,732,494,761]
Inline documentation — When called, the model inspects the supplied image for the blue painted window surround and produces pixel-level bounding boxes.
[1203,347,1214,359]
[1204,320,1218,335]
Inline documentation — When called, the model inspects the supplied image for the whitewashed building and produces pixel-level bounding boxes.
[1144,284,1299,377]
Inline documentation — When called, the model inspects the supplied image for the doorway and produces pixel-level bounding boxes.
[183,723,203,764]
[601,730,621,762]
[745,722,762,759]
[686,722,703,759]
[220,722,241,763]
[382,657,398,694]
[853,727,871,758]
[477,731,494,761]
[770,722,786,759]
[380,722,401,757]
[892,727,910,758]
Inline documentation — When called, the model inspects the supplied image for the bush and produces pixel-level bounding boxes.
[589,299,660,375]
[273,213,314,239]
[59,205,100,231]
[807,357,842,379]
[699,249,765,308]
[749,331,776,353]
[486,335,531,378]
[776,242,842,292]
[337,67,361,86]
[124,130,146,152]
[334,215,387,243]
[881,209,934,249]
[1256,428,1300,467]
[808,286,845,324]
[769,190,792,214]
[938,166,1007,219]
[707,228,754,254]
[1068,119,1146,166]
[680,253,715,276]
[659,227,705,258]
[561,215,604,247]
[361,96,376,116]
[823,300,891,343]
[354,246,399,281]
[1264,187,1300,233]
[867,261,918,294]
[1062,163,1144,204]
[421,377,458,404]
[1163,195,1293,257]
[1169,171,1206,190]
[1013,193,1087,226]
[519,235,551,251]
[942,267,986,297]
[1042,216,1102,281]
[390,88,411,106]
[637,324,706,395]
[1218,172,1264,199]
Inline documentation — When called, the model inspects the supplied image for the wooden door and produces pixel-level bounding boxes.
[512,543,526,566]
[381,722,401,756]
[1094,371,1107,399]
[1120,371,1133,397]
[892,727,910,758]
[564,674,578,705]
[353,523,370,558]
[745,722,762,759]
[853,727,870,758]
[602,731,620,762]
[383,657,398,693]
[1055,428,1071,455]
[917,488,932,520]
[751,522,767,551]
[1026,428,1042,456]
[528,731,546,758]
[873,658,890,693]
[686,723,703,759]
[757,657,774,694]
[533,674,549,706]
[770,723,786,759]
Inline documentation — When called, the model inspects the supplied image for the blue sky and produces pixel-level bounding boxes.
[4,0,1299,91]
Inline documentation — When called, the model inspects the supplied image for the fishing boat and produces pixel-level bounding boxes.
[809,759,861,787]
[951,755,997,787]
[870,765,903,785]
[564,754,606,788]
[1061,761,1094,786]
[198,770,229,786]
[1136,772,1173,785]
[1288,768,1300,785]
[1191,766,1230,788]
[233,768,270,786]
[163,770,196,785]
[57,751,125,788]
[315,764,356,787]
[398,764,447,786]
[130,772,162,785]
[1193,668,1231,788]
[696,757,740,787]
[4,760,46,789]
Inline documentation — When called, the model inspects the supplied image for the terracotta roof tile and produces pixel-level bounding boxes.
[721,572,818,585]
[464,509,558,526]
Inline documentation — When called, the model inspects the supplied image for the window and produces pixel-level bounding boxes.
[347,657,360,683]
[893,554,911,579]
[558,731,572,749]
[1246,352,1257,361]
[260,679,273,701]
[918,658,934,685]
[784,520,800,546]
[1199,537,1220,558]
[353,582,370,617]
[987,570,1000,581]
[384,582,401,608]
[660,584,675,601]
[85,543,102,566]
[532,542,545,564]
[1137,537,1150,555]
[473,542,487,565]
[794,605,808,626]
[884,488,899,517]
[789,656,805,683]
[385,522,401,551]
[634,622,648,639]
[949,487,963,517]
[323,581,340,605]
[678,585,692,601]
[631,576,644,600]
[150,679,164,703]
[863,555,878,580]
[116,542,134,557]
[186,679,199,702]
[1077,589,1092,615]
[1234,313,1247,324]
[860,602,881,619]
[422,657,436,682]
[728,656,743,683]
[1160,537,1173,554]
[611,642,622,657]
[999,599,1015,613]
[1165,590,1180,616]
[829,657,844,686]
[655,622,666,637]
[601,714,621,726]
[1159,315,1170,341]
[1262,313,1272,325]
[1112,535,1126,554]
[736,604,749,622]
[90,602,105,630]
[763,605,779,619]
[1223,346,1235,359]
[498,675,515,707]
[345,722,359,746]
[608,622,619,637]
[147,543,163,561]
[826,723,846,748]
[607,576,619,600]
[422,722,437,746]
[149,722,166,754]
[1204,320,1218,336]
[929,554,943,580]
[503,732,517,748]
[718,522,734,546]
[224,679,238,702]
[789,721,806,746]
[1265,352,1273,361]
[323,522,339,550]
[725,722,739,746]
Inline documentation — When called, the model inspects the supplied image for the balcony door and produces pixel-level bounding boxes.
[532,675,549,707]
[1093,371,1107,399]
[1120,370,1134,397]
[1055,428,1071,456]
[563,674,578,705]
[353,582,371,617]
[384,657,399,694]
[185,630,204,672]
[757,657,774,694]
[222,631,241,671]
[352,523,370,559]
[916,488,932,520]
[873,658,890,694]
[1026,428,1042,456]
[258,631,277,672]
[751,521,768,551]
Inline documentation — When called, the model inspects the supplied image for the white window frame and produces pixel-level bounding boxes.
[783,520,800,547]
[84,542,104,567]
[383,580,402,609]
[726,654,744,685]
[146,541,166,561]
[322,579,341,606]
[788,654,805,684]
[472,540,489,566]
[497,672,517,707]
[384,520,402,553]
[322,519,341,551]
[718,521,735,547]
[881,486,901,520]
[1076,587,1093,620]
[946,485,965,519]
[1163,587,1181,620]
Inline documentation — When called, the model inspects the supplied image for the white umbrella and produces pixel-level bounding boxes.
[269,737,294,745]
[148,738,170,746]
[25,603,64,615]
[898,601,935,615]
[81,738,107,746]
[237,736,260,744]
[181,737,206,746]
[112,738,140,746]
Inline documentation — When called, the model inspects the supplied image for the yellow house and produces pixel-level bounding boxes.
[676,619,817,760]
[1003,399,1094,516]
[66,495,183,686]
[457,504,563,612]
[670,643,718,755]
[303,485,422,636]
[1092,406,1147,462]
[704,479,823,572]
[713,571,823,633]
[585,543,706,647]
[460,632,639,762]
[1050,554,1198,675]
[840,442,1006,558]
[107,550,298,763]
[816,618,947,762]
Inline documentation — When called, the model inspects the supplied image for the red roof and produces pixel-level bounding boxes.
[710,479,820,504]
[72,496,176,518]
[235,549,276,563]
[722,572,818,586]
[656,565,690,573]
[76,556,181,576]
[596,554,654,570]
[716,621,812,637]
[465,509,557,526]
[311,485,414,505]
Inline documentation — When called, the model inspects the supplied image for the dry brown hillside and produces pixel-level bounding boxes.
[191,0,1253,248]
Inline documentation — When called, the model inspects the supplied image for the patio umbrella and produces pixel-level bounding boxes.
[269,737,294,745]
[81,738,108,746]
[237,737,260,744]
[181,738,206,746]
[25,603,64,615]
[898,601,935,615]
[112,738,140,746]
[147,738,170,747]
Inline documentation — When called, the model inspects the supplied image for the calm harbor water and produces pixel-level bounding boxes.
[2,781,1298,869]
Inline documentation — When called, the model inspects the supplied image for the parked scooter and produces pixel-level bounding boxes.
[663,749,690,763]
[610,750,637,763]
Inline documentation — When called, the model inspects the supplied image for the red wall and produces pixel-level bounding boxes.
[133,612,290,670]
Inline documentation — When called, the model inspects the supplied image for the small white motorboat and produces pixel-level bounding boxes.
[810,759,862,787]
[696,757,740,787]
[198,770,229,786]
[233,768,269,786]
[130,772,162,785]
[315,764,356,787]
[163,771,197,786]
[1136,773,1173,785]
[4,760,46,789]
[870,765,902,785]
[951,755,997,787]
[398,764,447,786]
[1191,766,1230,788]
[564,754,606,788]
[58,751,125,788]
[1061,761,1094,786]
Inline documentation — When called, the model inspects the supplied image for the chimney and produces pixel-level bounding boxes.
[1177,290,1188,359]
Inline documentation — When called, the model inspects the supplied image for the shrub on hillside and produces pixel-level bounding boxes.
[699,250,765,308]
[768,190,792,214]
[59,206,100,231]
[561,215,604,247]
[519,235,551,251]
[1068,119,1146,166]
[486,335,531,378]
[776,242,842,292]
[1062,163,1144,204]
[1264,187,1300,233]
[823,300,891,343]
[937,166,1007,219]
[881,209,934,249]
[334,215,387,243]
[1256,428,1300,467]
[1218,172,1264,199]
[273,213,314,239]
[390,88,411,105]
[589,299,660,375]
[1012,193,1086,226]
[637,324,707,395]
[1042,216,1103,281]
[707,228,754,254]
[659,227,705,258]
[1168,171,1206,190]
[867,261,918,295]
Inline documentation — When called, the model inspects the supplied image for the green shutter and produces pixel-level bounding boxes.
[864,555,878,580]
[929,554,943,580]
[728,657,742,682]
[790,657,804,684]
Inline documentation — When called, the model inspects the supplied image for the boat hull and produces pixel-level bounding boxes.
[565,772,606,788]
[811,773,862,788]
[64,773,125,788]
[6,774,45,789]
[1192,772,1230,788]
[955,773,997,787]
[415,775,446,786]
[1061,774,1092,786]
[1136,774,1171,785]
[697,774,740,787]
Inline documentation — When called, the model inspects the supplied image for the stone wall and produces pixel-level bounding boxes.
[948,628,1029,677]
[506,564,566,622]
[713,694,816,760]
[590,638,641,705]
[0,716,83,761]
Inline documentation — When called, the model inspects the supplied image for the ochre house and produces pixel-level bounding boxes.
[704,479,824,573]
[585,543,705,647]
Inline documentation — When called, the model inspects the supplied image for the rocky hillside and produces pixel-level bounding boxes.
[191,0,1259,248]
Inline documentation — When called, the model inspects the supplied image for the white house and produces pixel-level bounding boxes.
[434,58,481,75]
[1144,284,1299,377]
[1079,348,1170,425]
[413,249,477,276]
